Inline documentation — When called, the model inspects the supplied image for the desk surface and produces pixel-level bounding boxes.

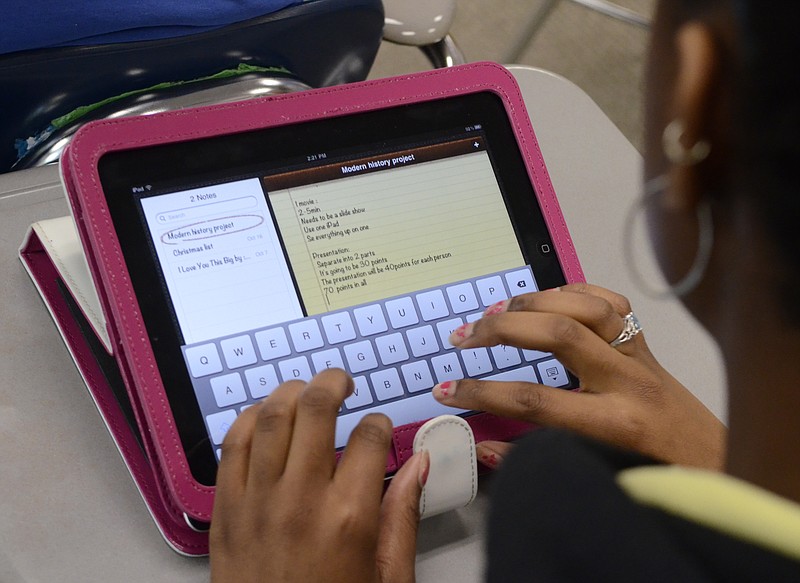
[0,66,725,582]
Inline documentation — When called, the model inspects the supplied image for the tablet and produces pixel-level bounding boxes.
[63,63,583,504]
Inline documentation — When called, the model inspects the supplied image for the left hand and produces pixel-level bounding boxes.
[433,283,726,470]
[210,368,428,583]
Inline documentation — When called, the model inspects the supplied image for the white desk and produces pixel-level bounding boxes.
[0,66,725,582]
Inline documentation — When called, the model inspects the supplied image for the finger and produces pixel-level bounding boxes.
[376,451,428,583]
[556,285,649,356]
[557,282,633,317]
[451,311,624,383]
[475,440,513,470]
[213,404,260,521]
[285,368,353,480]
[434,378,670,462]
[433,378,621,437]
[477,286,645,358]
[246,380,305,491]
[336,413,393,509]
[499,289,627,345]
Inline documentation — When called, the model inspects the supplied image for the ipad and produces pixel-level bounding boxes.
[92,80,579,487]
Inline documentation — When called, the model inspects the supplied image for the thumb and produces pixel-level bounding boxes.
[376,451,429,583]
[476,440,514,470]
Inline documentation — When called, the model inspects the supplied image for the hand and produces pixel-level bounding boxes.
[210,368,429,583]
[434,283,726,470]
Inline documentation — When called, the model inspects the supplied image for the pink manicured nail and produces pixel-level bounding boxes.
[449,322,473,346]
[476,444,504,469]
[433,380,457,399]
[417,450,431,488]
[483,299,509,317]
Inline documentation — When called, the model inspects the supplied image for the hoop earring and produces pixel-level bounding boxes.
[623,175,714,299]
[662,119,711,165]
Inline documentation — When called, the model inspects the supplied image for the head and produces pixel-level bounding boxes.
[645,2,800,342]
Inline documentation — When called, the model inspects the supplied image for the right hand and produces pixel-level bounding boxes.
[210,369,427,583]
[433,283,726,470]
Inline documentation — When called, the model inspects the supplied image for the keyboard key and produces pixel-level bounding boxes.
[436,317,464,350]
[206,409,238,445]
[375,332,410,365]
[195,271,564,456]
[320,312,356,344]
[416,289,449,321]
[311,348,345,374]
[255,327,291,361]
[400,360,435,393]
[185,343,223,378]
[406,325,439,357]
[505,268,537,296]
[343,340,379,373]
[537,359,570,387]
[385,297,419,329]
[476,275,508,307]
[220,335,257,369]
[491,344,522,369]
[244,364,280,399]
[461,347,494,376]
[288,319,324,352]
[484,366,537,384]
[446,282,479,314]
[431,352,464,384]
[334,392,467,448]
[353,304,388,336]
[344,376,374,410]
[278,356,313,383]
[210,373,247,408]
[370,368,405,401]
[522,348,552,362]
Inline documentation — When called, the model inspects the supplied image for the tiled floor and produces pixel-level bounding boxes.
[370,0,656,152]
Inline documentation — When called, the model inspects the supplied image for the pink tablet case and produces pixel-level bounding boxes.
[20,222,210,555]
[25,62,585,554]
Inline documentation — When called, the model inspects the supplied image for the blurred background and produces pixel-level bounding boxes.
[371,0,657,152]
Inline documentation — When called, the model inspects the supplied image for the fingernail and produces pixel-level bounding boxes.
[544,286,561,292]
[449,323,473,346]
[476,443,504,470]
[483,299,509,317]
[433,380,458,400]
[417,450,431,488]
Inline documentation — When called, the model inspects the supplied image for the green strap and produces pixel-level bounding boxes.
[51,63,291,129]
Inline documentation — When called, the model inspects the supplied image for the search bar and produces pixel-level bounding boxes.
[156,196,259,224]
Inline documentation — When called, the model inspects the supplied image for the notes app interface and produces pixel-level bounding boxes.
[140,178,303,345]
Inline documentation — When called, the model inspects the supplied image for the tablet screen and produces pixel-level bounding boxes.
[99,92,578,485]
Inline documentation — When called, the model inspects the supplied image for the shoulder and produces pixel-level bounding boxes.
[487,429,693,582]
[486,429,800,582]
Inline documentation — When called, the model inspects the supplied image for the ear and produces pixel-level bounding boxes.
[666,22,720,210]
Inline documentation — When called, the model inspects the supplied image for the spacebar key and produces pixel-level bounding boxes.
[335,392,467,449]
[482,365,537,383]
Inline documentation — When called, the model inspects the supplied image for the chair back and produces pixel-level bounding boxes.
[0,0,384,172]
